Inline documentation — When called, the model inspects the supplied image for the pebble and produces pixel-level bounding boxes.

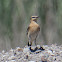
[8,56,16,60]
[8,60,16,62]
[23,47,30,53]
[29,61,35,62]
[16,47,23,52]
[2,50,5,54]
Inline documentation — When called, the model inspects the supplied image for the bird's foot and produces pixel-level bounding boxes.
[29,45,45,52]
[28,42,31,46]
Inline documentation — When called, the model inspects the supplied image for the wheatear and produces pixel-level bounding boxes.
[27,16,40,46]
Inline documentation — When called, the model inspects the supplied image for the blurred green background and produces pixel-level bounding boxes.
[0,0,62,51]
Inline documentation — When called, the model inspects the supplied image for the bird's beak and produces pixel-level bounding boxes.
[36,16,39,18]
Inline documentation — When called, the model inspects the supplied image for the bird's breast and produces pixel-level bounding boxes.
[29,21,40,34]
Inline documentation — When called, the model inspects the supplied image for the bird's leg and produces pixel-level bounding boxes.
[34,38,36,46]
[28,38,31,46]
[28,41,31,46]
[28,36,32,46]
[35,34,38,46]
[28,40,32,46]
[31,41,32,46]
[28,39,32,46]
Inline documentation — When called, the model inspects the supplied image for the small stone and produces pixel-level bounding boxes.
[5,61,8,62]
[10,48,14,52]
[16,47,23,52]
[41,56,47,62]
[46,50,55,56]
[23,47,30,53]
[26,55,28,59]
[37,45,41,48]
[2,50,5,54]
[53,51,55,54]
[60,51,62,53]
[29,61,35,62]
[47,50,52,54]
[8,60,16,62]
[8,56,16,60]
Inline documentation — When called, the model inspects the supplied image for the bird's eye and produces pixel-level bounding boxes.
[32,17,35,18]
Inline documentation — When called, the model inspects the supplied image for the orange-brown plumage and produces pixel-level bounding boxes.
[27,16,40,46]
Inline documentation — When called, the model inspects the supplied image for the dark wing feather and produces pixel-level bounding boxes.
[37,26,40,31]
[26,26,30,35]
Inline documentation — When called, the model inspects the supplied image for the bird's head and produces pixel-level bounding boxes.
[30,16,38,22]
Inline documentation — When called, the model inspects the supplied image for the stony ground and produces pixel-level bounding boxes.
[0,44,62,62]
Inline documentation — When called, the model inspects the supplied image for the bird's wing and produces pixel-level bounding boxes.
[26,26,30,35]
[37,26,40,31]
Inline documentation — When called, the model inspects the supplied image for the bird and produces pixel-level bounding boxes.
[27,16,40,46]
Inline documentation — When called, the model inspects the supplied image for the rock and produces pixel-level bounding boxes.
[16,47,23,52]
[29,61,35,62]
[8,60,16,62]
[41,56,47,62]
[8,56,16,60]
[2,50,5,54]
[23,46,30,53]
